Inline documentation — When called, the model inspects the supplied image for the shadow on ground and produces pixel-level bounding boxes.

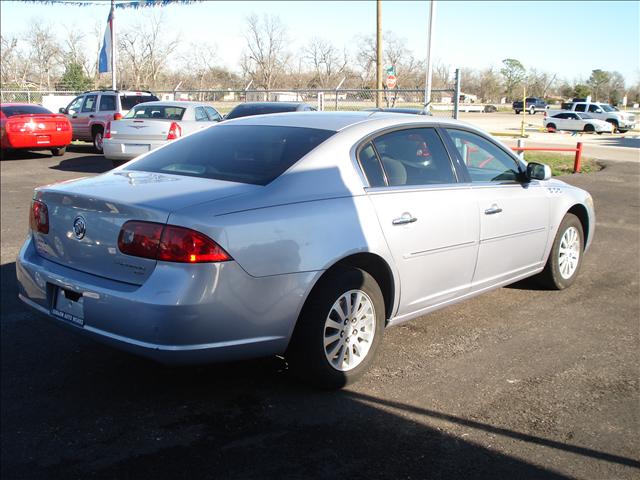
[3,261,638,479]
[49,154,113,174]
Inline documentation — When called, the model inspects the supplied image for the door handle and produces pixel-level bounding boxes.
[484,204,503,215]
[392,213,417,225]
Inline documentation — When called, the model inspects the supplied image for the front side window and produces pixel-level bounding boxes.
[194,107,208,122]
[204,106,222,121]
[588,104,602,113]
[99,95,116,111]
[66,96,83,115]
[81,95,97,113]
[371,128,456,186]
[126,125,335,186]
[445,129,522,183]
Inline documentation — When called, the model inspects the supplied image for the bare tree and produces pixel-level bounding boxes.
[242,14,289,90]
[26,19,62,89]
[304,37,346,88]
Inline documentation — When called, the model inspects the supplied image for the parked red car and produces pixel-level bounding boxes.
[0,103,72,156]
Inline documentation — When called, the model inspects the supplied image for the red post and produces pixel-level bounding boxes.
[573,142,583,173]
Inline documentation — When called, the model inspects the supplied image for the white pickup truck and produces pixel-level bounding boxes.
[552,102,635,133]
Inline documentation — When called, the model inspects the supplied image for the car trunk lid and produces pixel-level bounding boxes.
[110,119,176,142]
[33,171,259,285]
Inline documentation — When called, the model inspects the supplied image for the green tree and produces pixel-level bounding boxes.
[57,61,92,90]
[588,69,610,102]
[573,83,591,99]
[500,58,526,101]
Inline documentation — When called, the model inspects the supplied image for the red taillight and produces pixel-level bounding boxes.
[104,121,111,139]
[114,112,123,120]
[30,200,49,234]
[55,121,70,131]
[9,122,32,133]
[118,221,230,263]
[166,122,181,140]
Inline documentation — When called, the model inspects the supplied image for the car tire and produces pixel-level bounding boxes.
[286,266,385,389]
[51,147,66,156]
[584,124,595,133]
[92,128,104,154]
[618,129,628,134]
[529,106,536,115]
[546,123,556,133]
[515,110,521,115]
[537,213,584,290]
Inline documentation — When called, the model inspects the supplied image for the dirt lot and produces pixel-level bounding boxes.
[1,147,639,479]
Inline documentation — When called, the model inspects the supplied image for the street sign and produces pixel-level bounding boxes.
[385,65,396,76]
[386,74,397,89]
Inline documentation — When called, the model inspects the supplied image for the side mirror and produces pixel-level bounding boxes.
[526,162,552,181]
[595,108,603,113]
[59,107,67,114]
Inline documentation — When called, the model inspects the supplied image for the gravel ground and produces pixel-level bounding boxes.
[1,146,638,479]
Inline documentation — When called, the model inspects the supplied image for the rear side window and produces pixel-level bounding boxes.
[126,125,335,185]
[194,107,208,121]
[372,128,456,186]
[120,94,159,110]
[358,143,386,187]
[204,106,222,121]
[1,105,51,116]
[124,105,186,120]
[574,104,587,112]
[99,95,116,111]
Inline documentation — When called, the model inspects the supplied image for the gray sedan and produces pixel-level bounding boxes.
[16,112,595,388]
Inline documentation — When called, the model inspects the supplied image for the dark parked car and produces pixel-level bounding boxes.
[224,102,315,120]
[512,97,548,115]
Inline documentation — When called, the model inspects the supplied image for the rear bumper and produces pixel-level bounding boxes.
[16,236,318,364]
[2,131,71,149]
[103,139,167,160]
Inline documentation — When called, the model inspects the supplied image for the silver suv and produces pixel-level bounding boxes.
[59,90,159,153]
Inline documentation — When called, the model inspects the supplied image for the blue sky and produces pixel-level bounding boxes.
[1,0,638,83]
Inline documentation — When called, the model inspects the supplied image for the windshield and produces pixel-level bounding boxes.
[126,124,336,185]
[226,104,301,120]
[124,105,186,120]
[1,105,52,116]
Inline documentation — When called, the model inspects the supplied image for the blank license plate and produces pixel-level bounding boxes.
[124,144,150,154]
[51,287,84,326]
[36,135,51,144]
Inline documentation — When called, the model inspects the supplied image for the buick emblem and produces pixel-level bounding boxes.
[73,216,86,240]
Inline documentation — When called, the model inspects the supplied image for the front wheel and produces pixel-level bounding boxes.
[584,124,595,133]
[515,110,521,115]
[286,267,385,388]
[529,106,536,115]
[546,123,557,133]
[537,213,584,290]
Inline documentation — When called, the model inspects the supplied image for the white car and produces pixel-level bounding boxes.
[544,111,613,134]
[103,101,223,165]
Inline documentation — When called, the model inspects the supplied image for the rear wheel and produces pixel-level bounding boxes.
[286,267,385,389]
[537,213,584,290]
[51,146,66,156]
[92,128,104,153]
[515,110,521,115]
[584,124,595,133]
[529,106,536,115]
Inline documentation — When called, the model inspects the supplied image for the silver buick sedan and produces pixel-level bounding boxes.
[17,112,595,388]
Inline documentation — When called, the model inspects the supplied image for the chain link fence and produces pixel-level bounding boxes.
[1,86,461,118]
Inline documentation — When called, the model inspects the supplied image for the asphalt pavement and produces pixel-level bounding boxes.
[1,146,639,479]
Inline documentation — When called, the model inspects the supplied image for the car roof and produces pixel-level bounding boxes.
[128,101,209,108]
[236,102,309,108]
[223,110,464,132]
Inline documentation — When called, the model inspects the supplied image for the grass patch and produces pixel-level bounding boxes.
[523,152,601,176]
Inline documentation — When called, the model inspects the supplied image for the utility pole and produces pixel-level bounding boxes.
[111,0,116,90]
[376,0,383,107]
[424,0,436,109]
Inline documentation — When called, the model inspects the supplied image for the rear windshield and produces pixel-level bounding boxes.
[124,105,186,120]
[126,125,336,185]
[1,105,51,116]
[226,104,300,120]
[120,94,159,110]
